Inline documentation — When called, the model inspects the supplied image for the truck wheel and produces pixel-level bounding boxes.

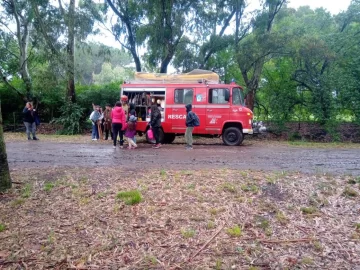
[146,128,165,144]
[222,127,243,146]
[163,133,176,144]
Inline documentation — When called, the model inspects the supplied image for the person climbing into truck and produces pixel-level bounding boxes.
[150,104,162,149]
[185,103,200,150]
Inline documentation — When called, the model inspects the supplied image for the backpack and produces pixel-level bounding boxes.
[191,112,200,127]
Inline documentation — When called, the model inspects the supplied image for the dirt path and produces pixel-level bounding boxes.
[6,141,360,175]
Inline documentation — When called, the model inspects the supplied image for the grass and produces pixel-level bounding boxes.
[226,225,242,237]
[241,184,259,193]
[343,187,358,197]
[0,223,6,232]
[220,182,237,193]
[275,211,289,225]
[300,207,317,215]
[116,190,142,205]
[181,228,196,238]
[21,183,32,198]
[44,182,55,192]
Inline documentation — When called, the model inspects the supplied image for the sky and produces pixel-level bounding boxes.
[90,0,352,49]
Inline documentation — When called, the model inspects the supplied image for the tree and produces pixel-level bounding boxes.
[0,0,34,101]
[106,0,145,72]
[32,0,99,102]
[0,100,12,192]
[236,0,287,111]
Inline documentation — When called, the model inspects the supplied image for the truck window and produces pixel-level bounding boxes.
[174,89,193,104]
[232,87,244,105]
[209,88,229,104]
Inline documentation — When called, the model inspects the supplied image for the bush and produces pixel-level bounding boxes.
[52,101,84,134]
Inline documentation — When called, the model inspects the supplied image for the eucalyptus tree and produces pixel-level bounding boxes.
[0,0,35,101]
[105,0,145,72]
[235,0,287,111]
[32,0,100,102]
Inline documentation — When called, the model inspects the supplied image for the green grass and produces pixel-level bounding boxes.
[181,228,196,238]
[241,184,259,193]
[300,207,317,215]
[0,223,6,232]
[226,225,242,237]
[44,182,55,192]
[117,190,142,205]
[343,187,358,197]
[21,183,32,198]
[220,182,237,193]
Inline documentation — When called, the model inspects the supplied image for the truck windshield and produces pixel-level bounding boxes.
[232,87,244,105]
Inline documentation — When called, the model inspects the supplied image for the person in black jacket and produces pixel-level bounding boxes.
[23,102,38,140]
[185,104,195,149]
[150,104,161,148]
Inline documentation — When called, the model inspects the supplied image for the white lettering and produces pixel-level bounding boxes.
[167,114,186,119]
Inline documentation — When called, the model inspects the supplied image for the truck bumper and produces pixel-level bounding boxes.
[242,129,254,134]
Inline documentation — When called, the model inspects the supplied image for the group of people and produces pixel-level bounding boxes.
[89,95,163,149]
[21,96,197,150]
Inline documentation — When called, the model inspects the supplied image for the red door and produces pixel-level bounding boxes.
[206,87,230,134]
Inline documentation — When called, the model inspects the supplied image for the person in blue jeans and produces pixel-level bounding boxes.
[89,105,101,140]
[23,102,38,140]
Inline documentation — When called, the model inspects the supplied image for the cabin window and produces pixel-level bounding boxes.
[208,88,229,104]
[174,89,193,104]
[232,87,244,105]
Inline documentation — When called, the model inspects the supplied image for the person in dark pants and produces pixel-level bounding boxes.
[111,101,126,148]
[23,102,38,140]
[150,104,162,148]
[103,104,113,140]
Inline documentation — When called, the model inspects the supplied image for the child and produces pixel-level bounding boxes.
[125,115,137,149]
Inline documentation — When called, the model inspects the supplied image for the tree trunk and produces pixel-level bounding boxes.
[66,0,76,103]
[0,100,12,192]
[12,0,32,101]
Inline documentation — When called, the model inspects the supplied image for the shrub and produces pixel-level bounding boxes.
[226,225,242,237]
[52,101,84,135]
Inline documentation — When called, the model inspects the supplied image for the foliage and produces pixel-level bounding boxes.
[116,190,142,205]
[226,225,242,237]
[52,101,84,135]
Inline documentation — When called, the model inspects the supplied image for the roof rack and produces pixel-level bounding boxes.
[124,79,221,84]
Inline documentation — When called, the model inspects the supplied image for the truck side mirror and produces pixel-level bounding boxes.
[225,89,230,102]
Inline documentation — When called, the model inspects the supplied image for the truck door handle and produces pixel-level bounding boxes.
[173,109,178,111]
[207,109,212,112]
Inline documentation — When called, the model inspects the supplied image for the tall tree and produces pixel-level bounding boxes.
[0,100,12,192]
[0,0,34,101]
[236,0,287,111]
[106,0,144,72]
[32,0,99,102]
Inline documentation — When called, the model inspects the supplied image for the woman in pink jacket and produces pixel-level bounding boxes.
[111,101,126,148]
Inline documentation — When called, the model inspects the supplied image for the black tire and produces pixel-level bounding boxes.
[163,133,176,144]
[222,127,243,146]
[146,128,164,144]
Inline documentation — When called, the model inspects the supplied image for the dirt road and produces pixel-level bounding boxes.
[6,140,360,175]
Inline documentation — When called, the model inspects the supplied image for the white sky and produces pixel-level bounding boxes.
[90,0,352,49]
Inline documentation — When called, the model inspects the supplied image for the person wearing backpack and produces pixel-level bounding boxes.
[185,104,199,150]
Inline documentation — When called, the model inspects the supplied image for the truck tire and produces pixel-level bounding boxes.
[146,128,164,144]
[222,127,243,146]
[163,133,176,144]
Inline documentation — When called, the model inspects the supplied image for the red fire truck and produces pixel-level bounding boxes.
[120,70,254,146]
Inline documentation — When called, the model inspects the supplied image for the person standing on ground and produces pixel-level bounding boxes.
[23,102,38,140]
[111,101,126,148]
[185,104,196,150]
[150,104,162,148]
[89,105,101,141]
[103,104,113,140]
